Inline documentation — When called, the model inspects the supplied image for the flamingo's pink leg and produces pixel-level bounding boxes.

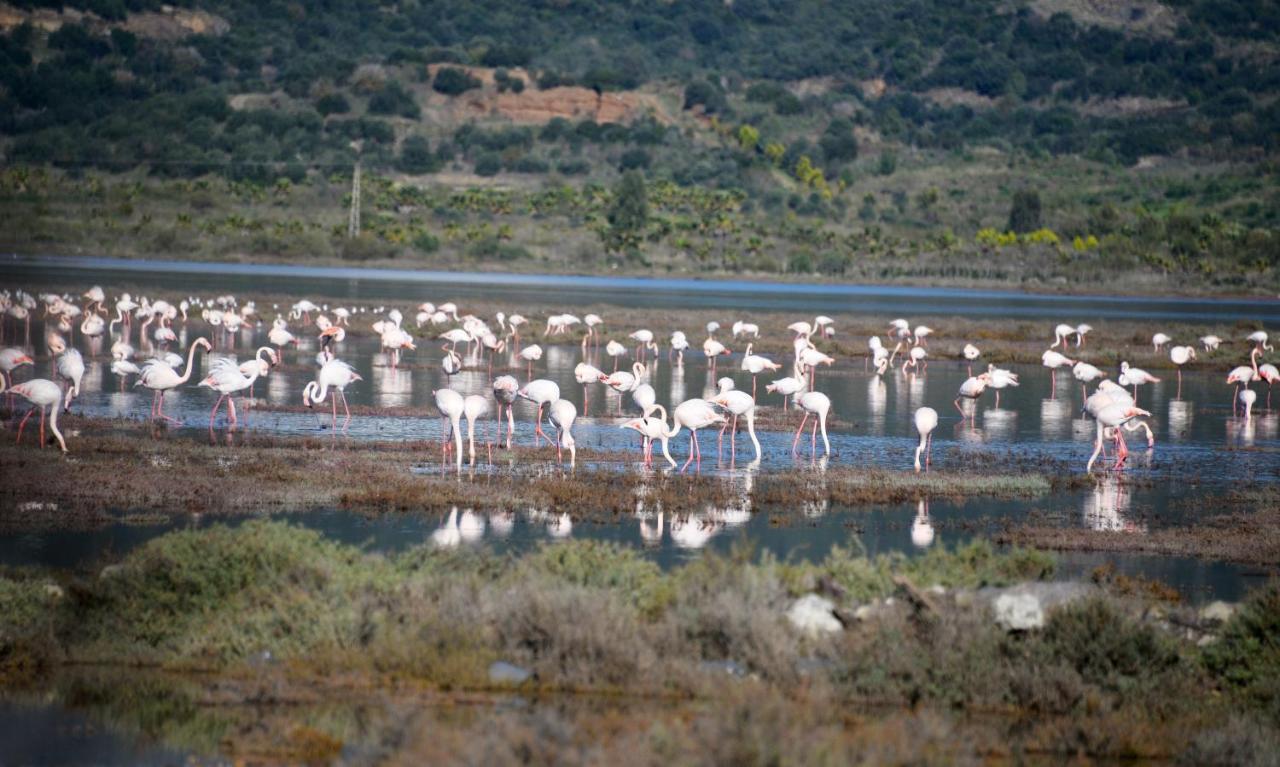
[227,398,237,430]
[209,394,224,430]
[792,413,809,454]
[16,408,35,444]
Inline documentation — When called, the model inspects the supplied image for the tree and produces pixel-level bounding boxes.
[606,171,648,252]
[1008,189,1043,233]
[737,124,760,151]
[820,118,858,162]
[397,135,439,174]
[432,67,480,96]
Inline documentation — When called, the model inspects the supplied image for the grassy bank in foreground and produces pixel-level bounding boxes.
[1,522,1278,763]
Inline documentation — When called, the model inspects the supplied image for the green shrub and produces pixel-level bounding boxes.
[1203,581,1280,715]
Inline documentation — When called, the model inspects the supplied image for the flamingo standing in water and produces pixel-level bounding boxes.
[10,379,68,452]
[669,398,726,472]
[605,340,628,372]
[463,394,491,466]
[702,337,731,374]
[1042,349,1076,398]
[1169,346,1195,398]
[740,344,781,399]
[1053,323,1076,349]
[433,388,465,468]
[55,348,85,412]
[547,398,578,467]
[303,358,362,433]
[1226,358,1257,416]
[710,389,760,462]
[962,344,980,376]
[766,369,807,410]
[517,379,560,448]
[954,373,990,422]
[492,375,519,449]
[913,406,938,473]
[986,365,1019,408]
[1118,361,1160,403]
[199,354,267,431]
[574,362,605,409]
[1239,389,1257,421]
[1087,404,1152,472]
[137,337,211,424]
[518,344,543,379]
[1072,361,1107,402]
[1257,362,1279,409]
[620,404,677,468]
[791,391,831,457]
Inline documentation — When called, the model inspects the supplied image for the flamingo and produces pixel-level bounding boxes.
[629,329,657,362]
[710,389,760,462]
[912,325,933,346]
[1071,361,1107,402]
[600,363,646,395]
[433,388,465,468]
[10,379,67,452]
[1169,346,1195,398]
[110,359,141,391]
[583,314,603,349]
[1200,335,1221,352]
[574,362,605,408]
[913,406,938,473]
[766,370,807,409]
[740,344,781,399]
[441,346,463,375]
[1087,404,1152,472]
[867,336,884,371]
[1118,361,1159,403]
[303,358,362,433]
[902,346,927,375]
[632,383,658,417]
[517,379,560,448]
[669,332,689,365]
[199,355,267,431]
[620,404,677,468]
[1075,324,1092,348]
[517,344,543,378]
[55,349,85,413]
[1247,330,1272,352]
[797,346,833,388]
[492,375,519,449]
[1152,333,1171,352]
[547,398,578,467]
[83,286,106,314]
[732,320,760,338]
[791,391,831,457]
[954,373,990,421]
[237,346,277,400]
[80,313,105,339]
[670,398,726,472]
[962,343,980,376]
[1226,364,1256,416]
[1042,349,1076,398]
[702,337,731,373]
[0,348,34,399]
[1053,323,1076,349]
[463,394,491,465]
[1240,389,1258,421]
[605,339,628,372]
[137,337,211,424]
[1257,363,1279,409]
[986,365,1019,408]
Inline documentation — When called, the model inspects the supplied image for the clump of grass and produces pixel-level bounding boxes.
[1201,581,1280,719]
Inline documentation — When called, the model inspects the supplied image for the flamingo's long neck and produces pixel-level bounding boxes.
[311,379,331,404]
[174,340,205,384]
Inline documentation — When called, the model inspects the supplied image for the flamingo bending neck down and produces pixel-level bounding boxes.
[620,403,677,468]
[667,398,726,472]
[913,406,938,473]
[434,388,465,469]
[492,375,519,449]
[10,379,68,452]
[792,391,831,457]
[547,399,578,468]
[710,389,760,462]
[303,358,362,434]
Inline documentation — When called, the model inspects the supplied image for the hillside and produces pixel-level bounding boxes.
[0,0,1277,292]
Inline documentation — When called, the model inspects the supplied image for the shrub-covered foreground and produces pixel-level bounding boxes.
[1,522,1278,763]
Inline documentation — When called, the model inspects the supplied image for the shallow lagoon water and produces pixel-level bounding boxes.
[3,261,1280,766]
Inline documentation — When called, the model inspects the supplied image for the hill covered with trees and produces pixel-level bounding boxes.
[1,0,1277,292]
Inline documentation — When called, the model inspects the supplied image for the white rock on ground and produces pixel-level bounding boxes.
[787,594,843,636]
[984,582,1098,632]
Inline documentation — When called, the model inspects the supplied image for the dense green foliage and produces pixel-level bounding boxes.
[1,0,1277,288]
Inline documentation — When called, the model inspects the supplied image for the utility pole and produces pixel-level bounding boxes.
[347,160,362,239]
